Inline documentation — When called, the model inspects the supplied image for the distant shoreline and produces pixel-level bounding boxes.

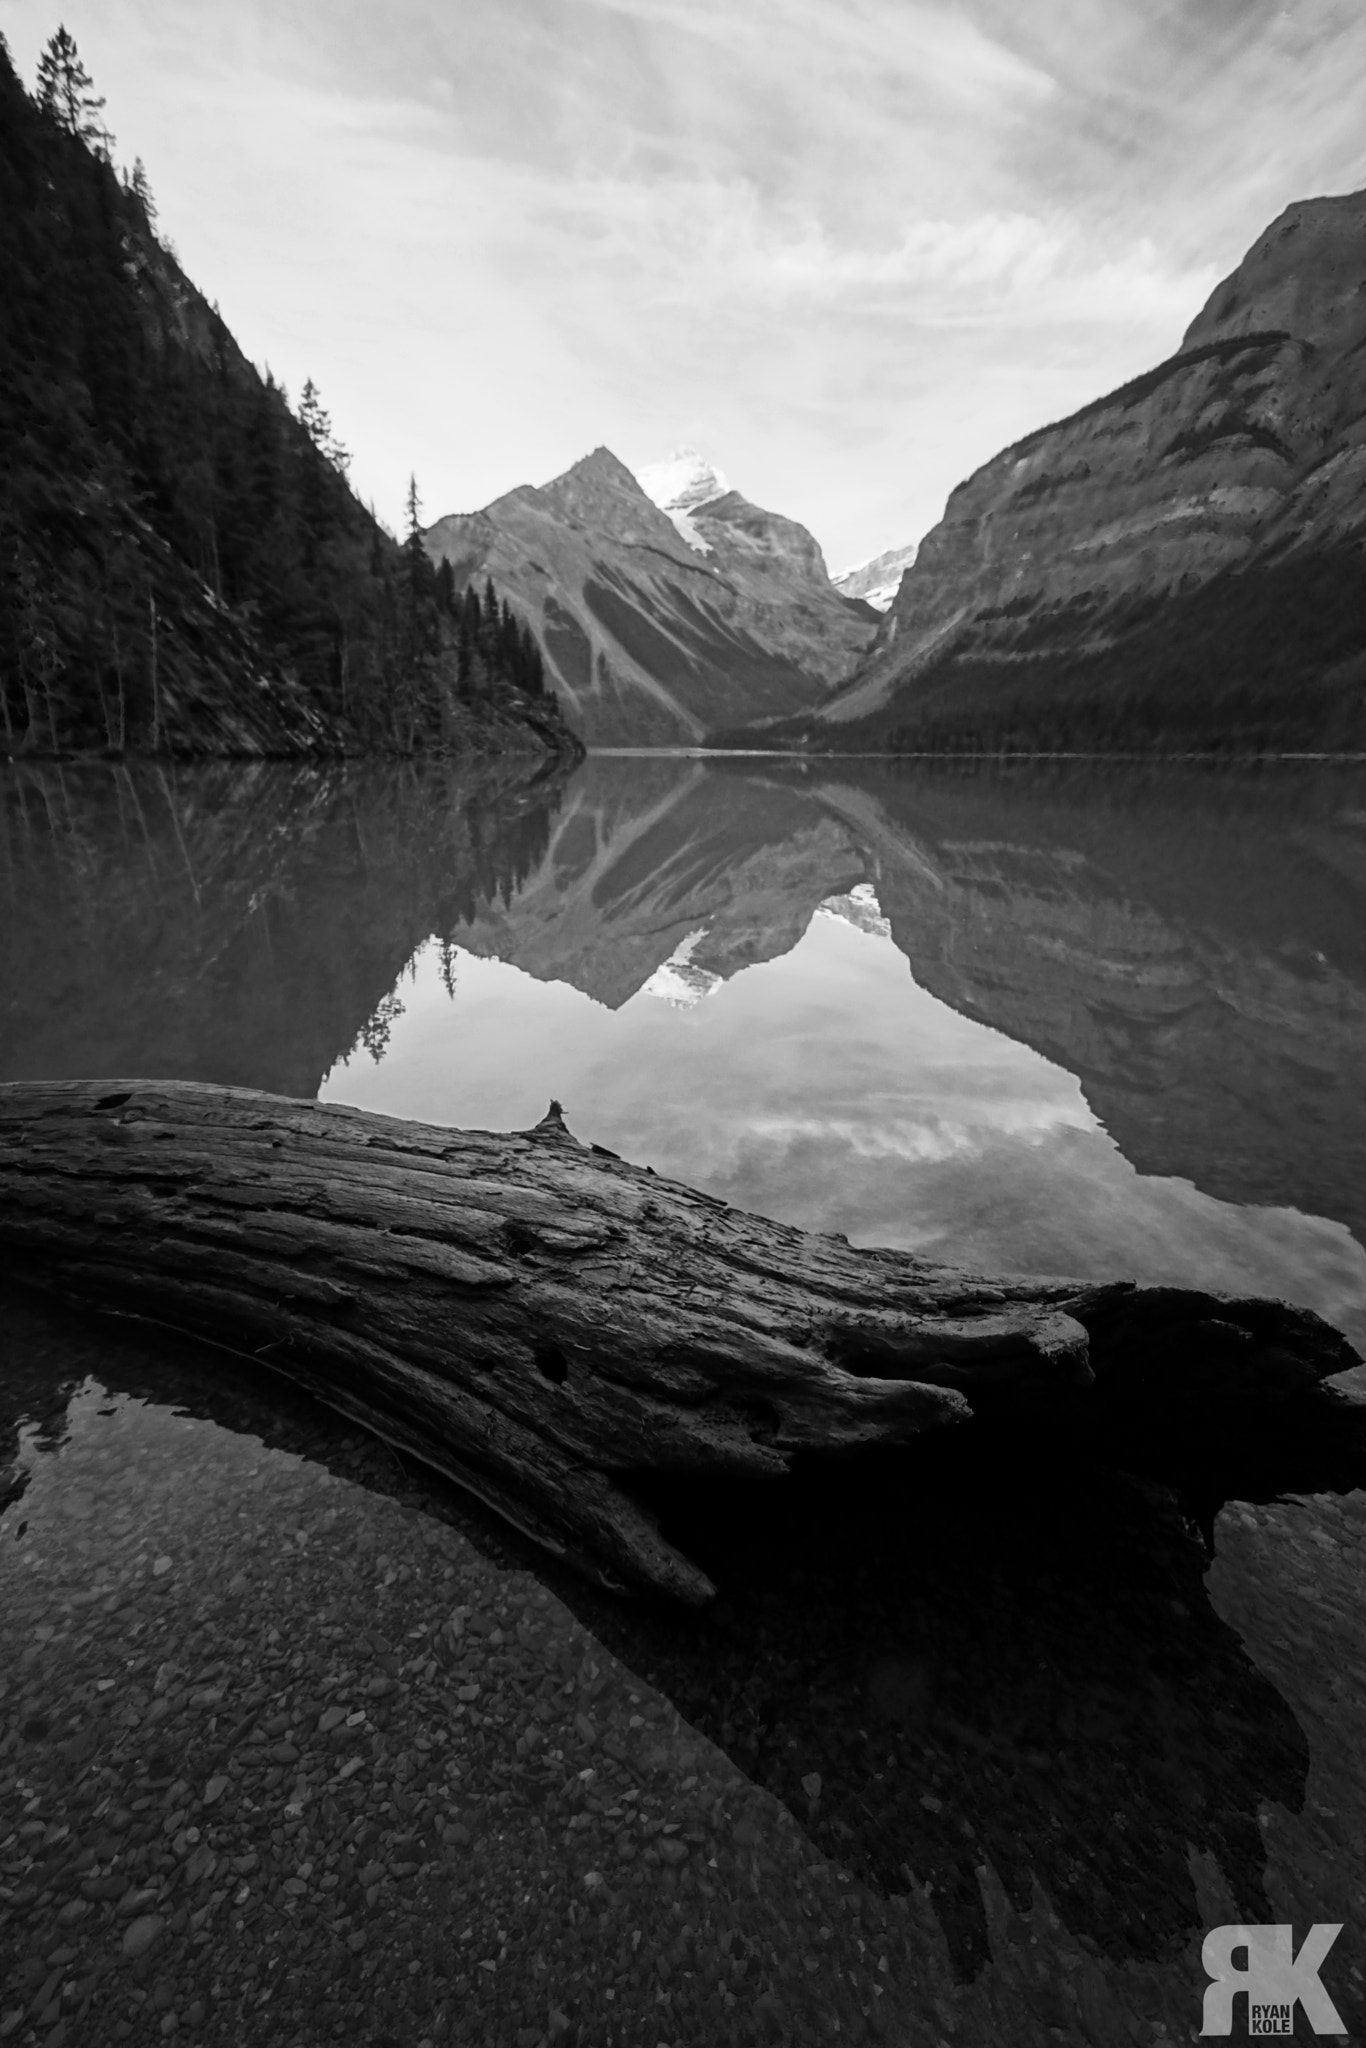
[586,746,1366,762]
[5,744,1364,768]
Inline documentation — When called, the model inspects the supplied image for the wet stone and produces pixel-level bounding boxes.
[120,1914,164,1960]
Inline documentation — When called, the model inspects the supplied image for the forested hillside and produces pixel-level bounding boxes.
[0,30,578,760]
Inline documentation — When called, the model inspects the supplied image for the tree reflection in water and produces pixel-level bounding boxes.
[0,757,569,1098]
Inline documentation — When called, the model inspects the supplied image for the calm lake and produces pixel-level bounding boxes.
[4,750,1366,2041]
[5,751,1365,1342]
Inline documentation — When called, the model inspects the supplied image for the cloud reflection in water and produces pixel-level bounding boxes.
[322,890,1366,1349]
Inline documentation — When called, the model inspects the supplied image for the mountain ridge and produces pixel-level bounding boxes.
[711,185,1366,754]
[423,448,878,745]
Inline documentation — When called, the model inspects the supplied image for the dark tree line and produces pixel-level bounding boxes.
[446,574,548,702]
[0,28,568,758]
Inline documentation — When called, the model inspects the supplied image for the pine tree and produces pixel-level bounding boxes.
[127,156,156,230]
[519,618,544,694]
[298,378,350,474]
[36,26,112,157]
[404,475,430,604]
[395,474,442,741]
[457,584,482,699]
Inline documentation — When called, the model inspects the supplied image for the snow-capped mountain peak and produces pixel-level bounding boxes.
[634,448,730,554]
[833,541,918,612]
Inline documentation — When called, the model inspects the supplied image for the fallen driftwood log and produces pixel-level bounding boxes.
[0,1078,1358,1604]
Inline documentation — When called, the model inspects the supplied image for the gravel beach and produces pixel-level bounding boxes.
[3,1292,1365,2047]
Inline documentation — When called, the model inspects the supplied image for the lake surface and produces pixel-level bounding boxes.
[4,749,1366,2041]
[6,750,1365,1340]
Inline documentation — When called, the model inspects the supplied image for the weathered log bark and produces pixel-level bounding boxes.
[0,1078,1358,1603]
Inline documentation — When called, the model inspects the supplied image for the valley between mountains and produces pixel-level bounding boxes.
[6,6,1364,763]
[419,189,1366,758]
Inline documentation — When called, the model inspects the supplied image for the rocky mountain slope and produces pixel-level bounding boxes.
[724,188,1366,753]
[424,449,878,745]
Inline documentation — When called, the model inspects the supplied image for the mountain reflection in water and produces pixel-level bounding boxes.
[3,750,1365,1345]
[337,753,1366,1346]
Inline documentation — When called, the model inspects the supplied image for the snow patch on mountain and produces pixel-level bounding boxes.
[816,881,892,939]
[635,448,730,555]
[638,926,724,1007]
[833,542,918,612]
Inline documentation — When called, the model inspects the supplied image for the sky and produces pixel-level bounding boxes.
[6,0,1366,569]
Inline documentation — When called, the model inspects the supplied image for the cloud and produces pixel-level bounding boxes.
[538,185,1075,303]
[590,0,1058,114]
[540,180,1212,327]
[6,0,1366,560]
